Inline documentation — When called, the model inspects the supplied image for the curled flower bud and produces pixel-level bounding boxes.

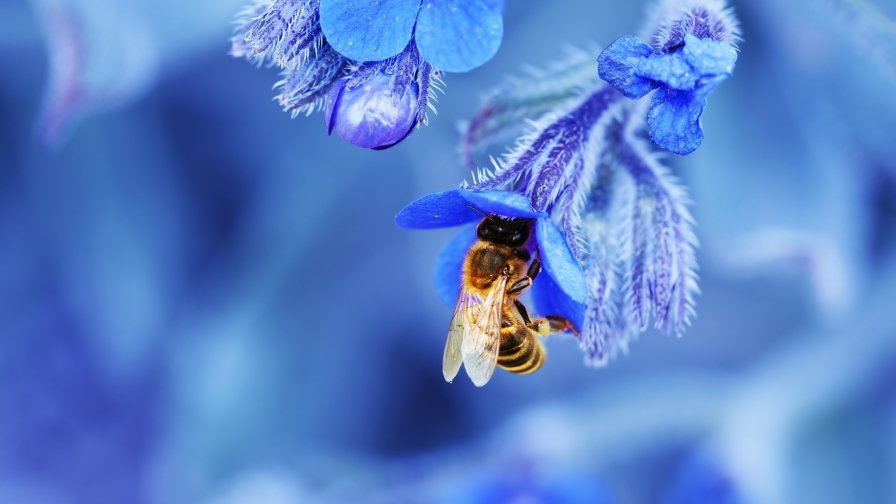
[325,44,439,150]
[598,0,740,154]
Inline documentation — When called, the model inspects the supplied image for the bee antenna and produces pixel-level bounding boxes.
[465,204,491,219]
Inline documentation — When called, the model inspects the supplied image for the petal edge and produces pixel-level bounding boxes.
[395,190,481,229]
[535,219,587,304]
[319,0,419,62]
[459,189,545,219]
[415,0,502,72]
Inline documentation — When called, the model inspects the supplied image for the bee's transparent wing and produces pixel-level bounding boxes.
[461,275,507,387]
[444,288,480,383]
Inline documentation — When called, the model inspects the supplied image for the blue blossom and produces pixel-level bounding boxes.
[598,0,740,154]
[319,0,504,72]
[231,0,502,149]
[407,0,736,367]
[395,189,587,326]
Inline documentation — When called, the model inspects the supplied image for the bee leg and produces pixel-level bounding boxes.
[546,315,579,336]
[507,277,531,295]
[527,256,541,280]
[513,299,532,325]
[507,257,542,295]
[524,315,578,336]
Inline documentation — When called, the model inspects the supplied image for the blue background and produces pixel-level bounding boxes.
[1,0,895,502]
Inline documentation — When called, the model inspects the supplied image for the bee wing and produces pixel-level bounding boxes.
[460,274,507,387]
[444,287,478,383]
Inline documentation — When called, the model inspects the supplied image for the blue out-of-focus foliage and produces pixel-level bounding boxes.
[2,0,896,503]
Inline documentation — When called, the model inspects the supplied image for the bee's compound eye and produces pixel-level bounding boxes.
[477,221,493,239]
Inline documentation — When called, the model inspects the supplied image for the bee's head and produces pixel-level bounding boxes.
[476,216,531,247]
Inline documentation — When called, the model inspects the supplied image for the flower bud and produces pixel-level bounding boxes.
[325,43,437,150]
[325,71,420,150]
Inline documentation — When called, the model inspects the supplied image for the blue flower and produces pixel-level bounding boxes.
[326,43,438,149]
[231,0,447,149]
[598,0,740,155]
[395,189,588,329]
[319,0,504,72]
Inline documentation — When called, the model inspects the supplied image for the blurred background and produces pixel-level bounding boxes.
[1,0,895,502]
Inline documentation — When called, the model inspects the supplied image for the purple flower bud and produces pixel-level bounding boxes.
[325,71,419,150]
[325,43,438,150]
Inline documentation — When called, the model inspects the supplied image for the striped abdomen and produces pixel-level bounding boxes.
[498,327,545,374]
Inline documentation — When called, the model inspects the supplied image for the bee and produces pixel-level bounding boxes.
[443,213,578,387]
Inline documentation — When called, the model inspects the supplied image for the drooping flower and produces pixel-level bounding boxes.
[395,189,587,327]
[598,0,740,154]
[404,0,736,368]
[319,0,504,72]
[230,0,500,149]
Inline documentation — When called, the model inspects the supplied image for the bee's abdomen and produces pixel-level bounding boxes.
[498,329,545,375]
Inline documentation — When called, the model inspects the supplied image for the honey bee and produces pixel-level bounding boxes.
[444,214,578,387]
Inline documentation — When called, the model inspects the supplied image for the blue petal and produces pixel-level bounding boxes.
[459,189,545,219]
[535,219,587,304]
[319,0,419,62]
[434,226,477,305]
[395,190,481,229]
[597,36,658,98]
[415,0,503,72]
[531,266,585,331]
[681,34,737,77]
[647,86,708,155]
[484,0,505,12]
[636,52,698,91]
